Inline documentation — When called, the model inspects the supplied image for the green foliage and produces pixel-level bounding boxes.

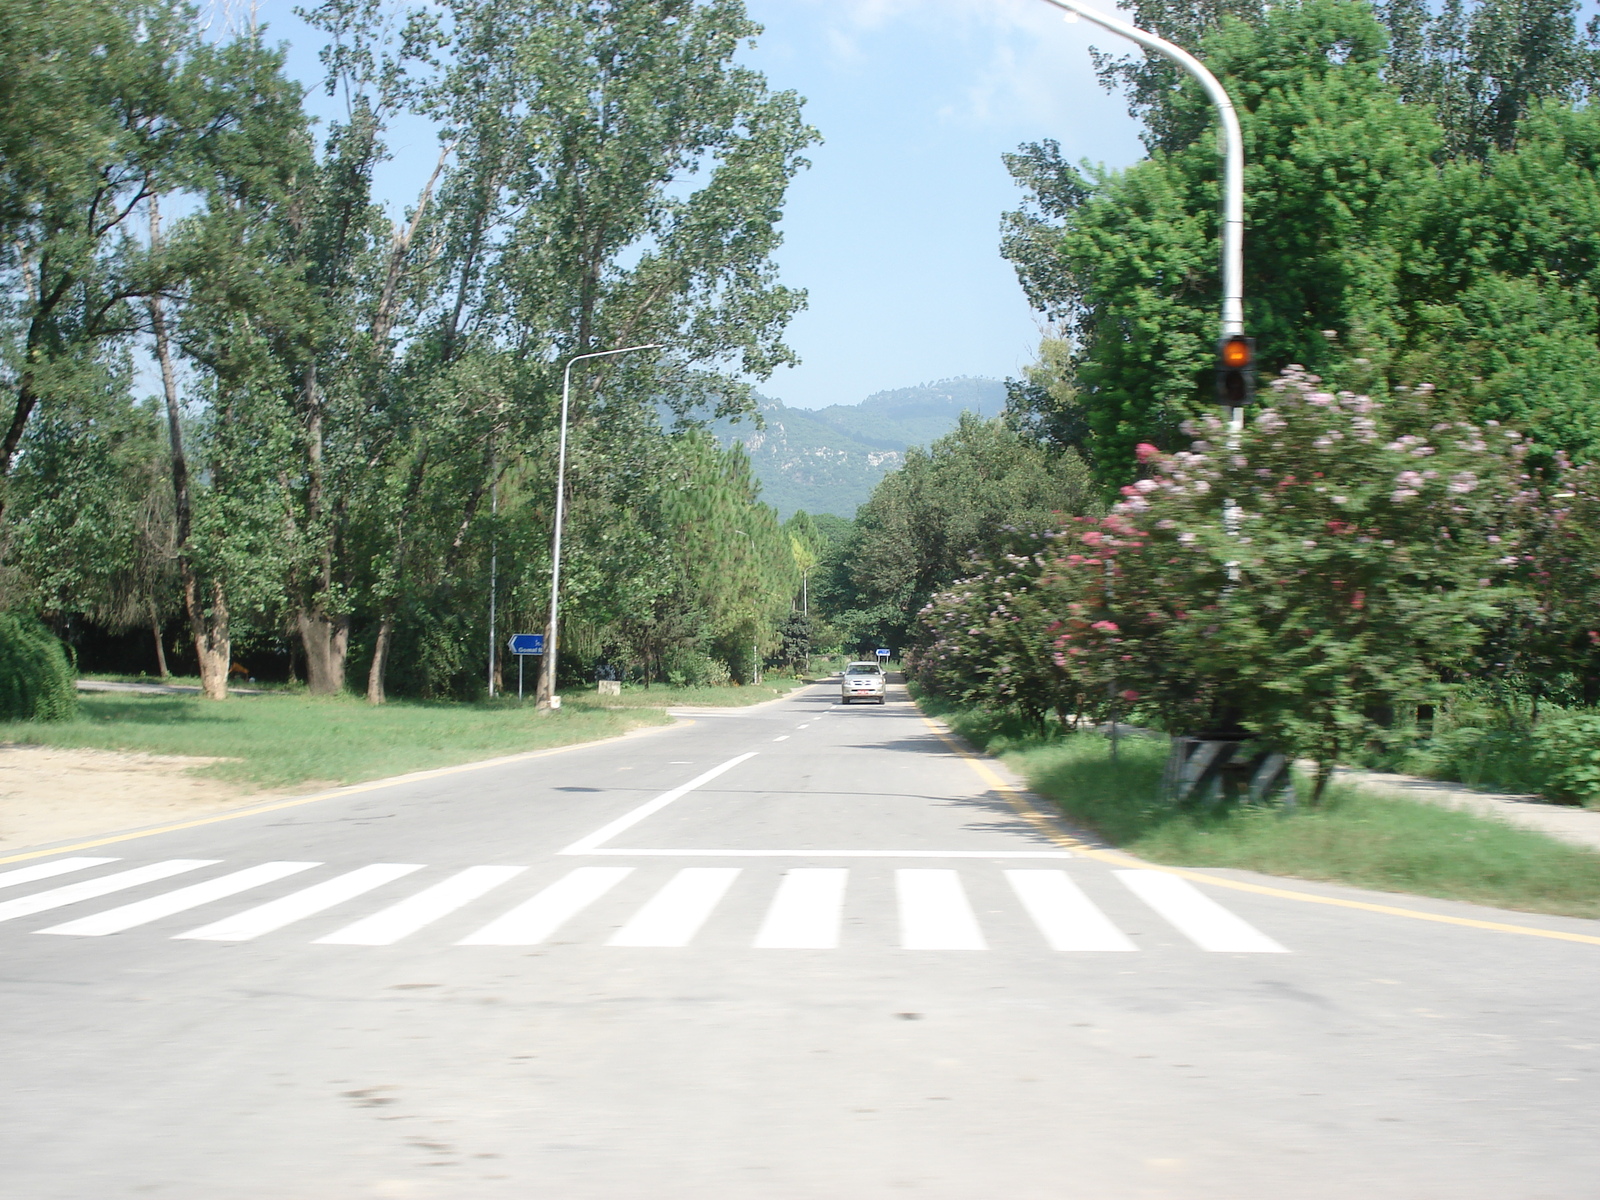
[823,414,1098,651]
[0,613,77,722]
[1380,0,1600,159]
[923,694,1600,918]
[0,0,822,705]
[1530,710,1600,805]
[920,370,1550,799]
[1004,0,1600,488]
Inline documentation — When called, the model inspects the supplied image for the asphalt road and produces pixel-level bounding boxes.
[3,680,1599,1199]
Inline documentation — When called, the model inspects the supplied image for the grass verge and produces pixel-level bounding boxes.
[570,678,807,708]
[915,690,1600,920]
[2,691,683,790]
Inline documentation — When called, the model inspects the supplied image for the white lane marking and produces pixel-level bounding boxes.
[176,863,425,941]
[608,867,741,947]
[772,735,790,742]
[1005,870,1137,952]
[0,858,119,890]
[896,869,986,950]
[316,866,527,945]
[0,860,217,924]
[796,724,810,729]
[583,848,1071,858]
[1115,870,1288,953]
[459,867,634,945]
[754,868,847,949]
[560,753,758,854]
[39,862,320,936]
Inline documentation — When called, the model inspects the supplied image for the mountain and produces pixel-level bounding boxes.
[713,377,1007,519]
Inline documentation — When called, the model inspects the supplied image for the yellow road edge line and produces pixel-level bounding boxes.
[919,715,1600,948]
[0,717,690,867]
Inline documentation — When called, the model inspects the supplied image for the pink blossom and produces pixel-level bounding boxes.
[1090,620,1120,633]
[1135,442,1159,462]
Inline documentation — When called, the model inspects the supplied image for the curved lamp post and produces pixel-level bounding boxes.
[536,342,663,709]
[1038,0,1244,342]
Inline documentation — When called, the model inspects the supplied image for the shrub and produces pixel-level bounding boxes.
[1531,710,1600,807]
[663,649,731,688]
[0,614,78,721]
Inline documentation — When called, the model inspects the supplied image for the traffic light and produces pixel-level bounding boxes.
[1216,334,1255,407]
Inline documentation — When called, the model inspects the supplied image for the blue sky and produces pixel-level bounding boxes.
[245,0,1144,408]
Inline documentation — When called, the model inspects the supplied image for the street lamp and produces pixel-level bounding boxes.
[536,342,663,709]
[1038,0,1244,345]
[733,529,761,685]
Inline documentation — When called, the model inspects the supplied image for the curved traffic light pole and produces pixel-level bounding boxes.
[1038,0,1244,341]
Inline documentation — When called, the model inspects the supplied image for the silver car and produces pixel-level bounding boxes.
[840,661,887,704]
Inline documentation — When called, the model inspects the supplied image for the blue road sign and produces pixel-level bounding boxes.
[875,648,891,658]
[508,633,545,655]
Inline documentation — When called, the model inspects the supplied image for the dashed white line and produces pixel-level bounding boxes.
[773,735,790,742]
[560,753,758,854]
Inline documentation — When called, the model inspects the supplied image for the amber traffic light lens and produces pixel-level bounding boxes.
[1220,336,1252,368]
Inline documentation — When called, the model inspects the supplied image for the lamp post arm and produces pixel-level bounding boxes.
[1039,0,1244,338]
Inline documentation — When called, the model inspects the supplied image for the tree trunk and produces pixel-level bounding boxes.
[187,572,231,701]
[1312,757,1334,806]
[366,612,394,705]
[150,599,169,679]
[150,201,231,702]
[297,609,349,695]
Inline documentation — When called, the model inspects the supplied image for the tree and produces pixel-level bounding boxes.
[1003,0,1438,488]
[0,0,298,519]
[827,414,1098,650]
[1380,0,1600,160]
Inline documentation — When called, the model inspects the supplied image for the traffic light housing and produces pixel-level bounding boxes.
[1216,335,1255,407]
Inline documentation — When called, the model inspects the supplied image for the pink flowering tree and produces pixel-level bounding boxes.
[915,537,1095,730]
[1058,368,1524,800]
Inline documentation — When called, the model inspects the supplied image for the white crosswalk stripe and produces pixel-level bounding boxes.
[0,858,120,891]
[1006,869,1138,951]
[40,862,321,937]
[609,867,741,947]
[754,868,847,949]
[1,857,1289,953]
[178,864,426,942]
[0,860,217,924]
[460,867,633,945]
[316,865,527,945]
[1115,870,1288,953]
[896,868,985,950]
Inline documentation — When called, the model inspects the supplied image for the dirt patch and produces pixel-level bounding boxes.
[0,745,284,853]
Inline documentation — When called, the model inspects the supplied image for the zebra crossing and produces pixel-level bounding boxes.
[0,856,1288,953]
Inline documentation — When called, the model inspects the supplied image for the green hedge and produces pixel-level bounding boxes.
[0,614,77,722]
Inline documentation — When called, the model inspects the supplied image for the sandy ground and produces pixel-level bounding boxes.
[0,745,285,854]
